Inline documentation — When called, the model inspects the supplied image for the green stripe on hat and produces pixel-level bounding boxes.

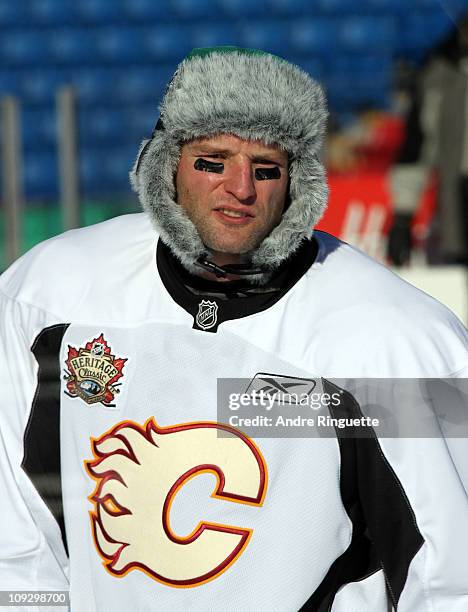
[187,46,274,60]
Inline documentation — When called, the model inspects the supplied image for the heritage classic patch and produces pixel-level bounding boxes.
[63,334,127,407]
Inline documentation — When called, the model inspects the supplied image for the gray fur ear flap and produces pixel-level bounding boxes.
[133,130,209,273]
[129,139,152,193]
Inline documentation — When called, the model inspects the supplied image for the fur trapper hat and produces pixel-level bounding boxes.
[130,46,329,283]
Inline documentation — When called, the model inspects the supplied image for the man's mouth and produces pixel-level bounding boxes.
[217,207,251,218]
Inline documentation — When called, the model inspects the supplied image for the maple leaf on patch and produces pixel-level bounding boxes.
[108,358,127,385]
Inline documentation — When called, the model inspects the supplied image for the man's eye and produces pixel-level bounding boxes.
[255,167,281,180]
[194,158,224,174]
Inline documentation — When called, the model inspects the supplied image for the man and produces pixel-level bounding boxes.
[0,47,467,611]
[388,13,468,265]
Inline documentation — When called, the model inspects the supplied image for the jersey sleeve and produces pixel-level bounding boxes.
[325,370,468,611]
[379,434,468,611]
[0,290,69,594]
[394,369,468,611]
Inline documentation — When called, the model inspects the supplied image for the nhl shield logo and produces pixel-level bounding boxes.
[196,299,218,330]
[64,334,127,407]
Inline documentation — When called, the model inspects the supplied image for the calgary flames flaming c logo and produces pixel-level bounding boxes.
[85,418,268,587]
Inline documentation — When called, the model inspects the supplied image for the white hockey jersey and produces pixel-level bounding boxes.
[0,213,467,611]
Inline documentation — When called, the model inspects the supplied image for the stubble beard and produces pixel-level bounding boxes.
[192,215,271,255]
[178,191,270,255]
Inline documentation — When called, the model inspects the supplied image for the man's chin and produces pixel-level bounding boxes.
[204,242,257,256]
[197,224,270,256]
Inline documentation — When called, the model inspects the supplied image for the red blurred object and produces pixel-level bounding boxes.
[326,113,405,175]
[318,170,437,257]
[318,172,392,238]
[354,114,405,171]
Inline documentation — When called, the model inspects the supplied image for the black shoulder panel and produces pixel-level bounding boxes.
[301,380,424,611]
[22,324,70,555]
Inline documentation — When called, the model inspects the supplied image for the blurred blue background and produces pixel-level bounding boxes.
[1,0,468,234]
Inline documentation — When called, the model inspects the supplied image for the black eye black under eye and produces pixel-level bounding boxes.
[255,167,281,180]
[194,158,224,173]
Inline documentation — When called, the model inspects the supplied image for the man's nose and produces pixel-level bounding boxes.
[223,161,256,203]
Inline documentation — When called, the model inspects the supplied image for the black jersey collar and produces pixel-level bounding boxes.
[156,237,318,333]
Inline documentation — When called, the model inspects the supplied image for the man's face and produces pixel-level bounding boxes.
[175,134,289,261]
